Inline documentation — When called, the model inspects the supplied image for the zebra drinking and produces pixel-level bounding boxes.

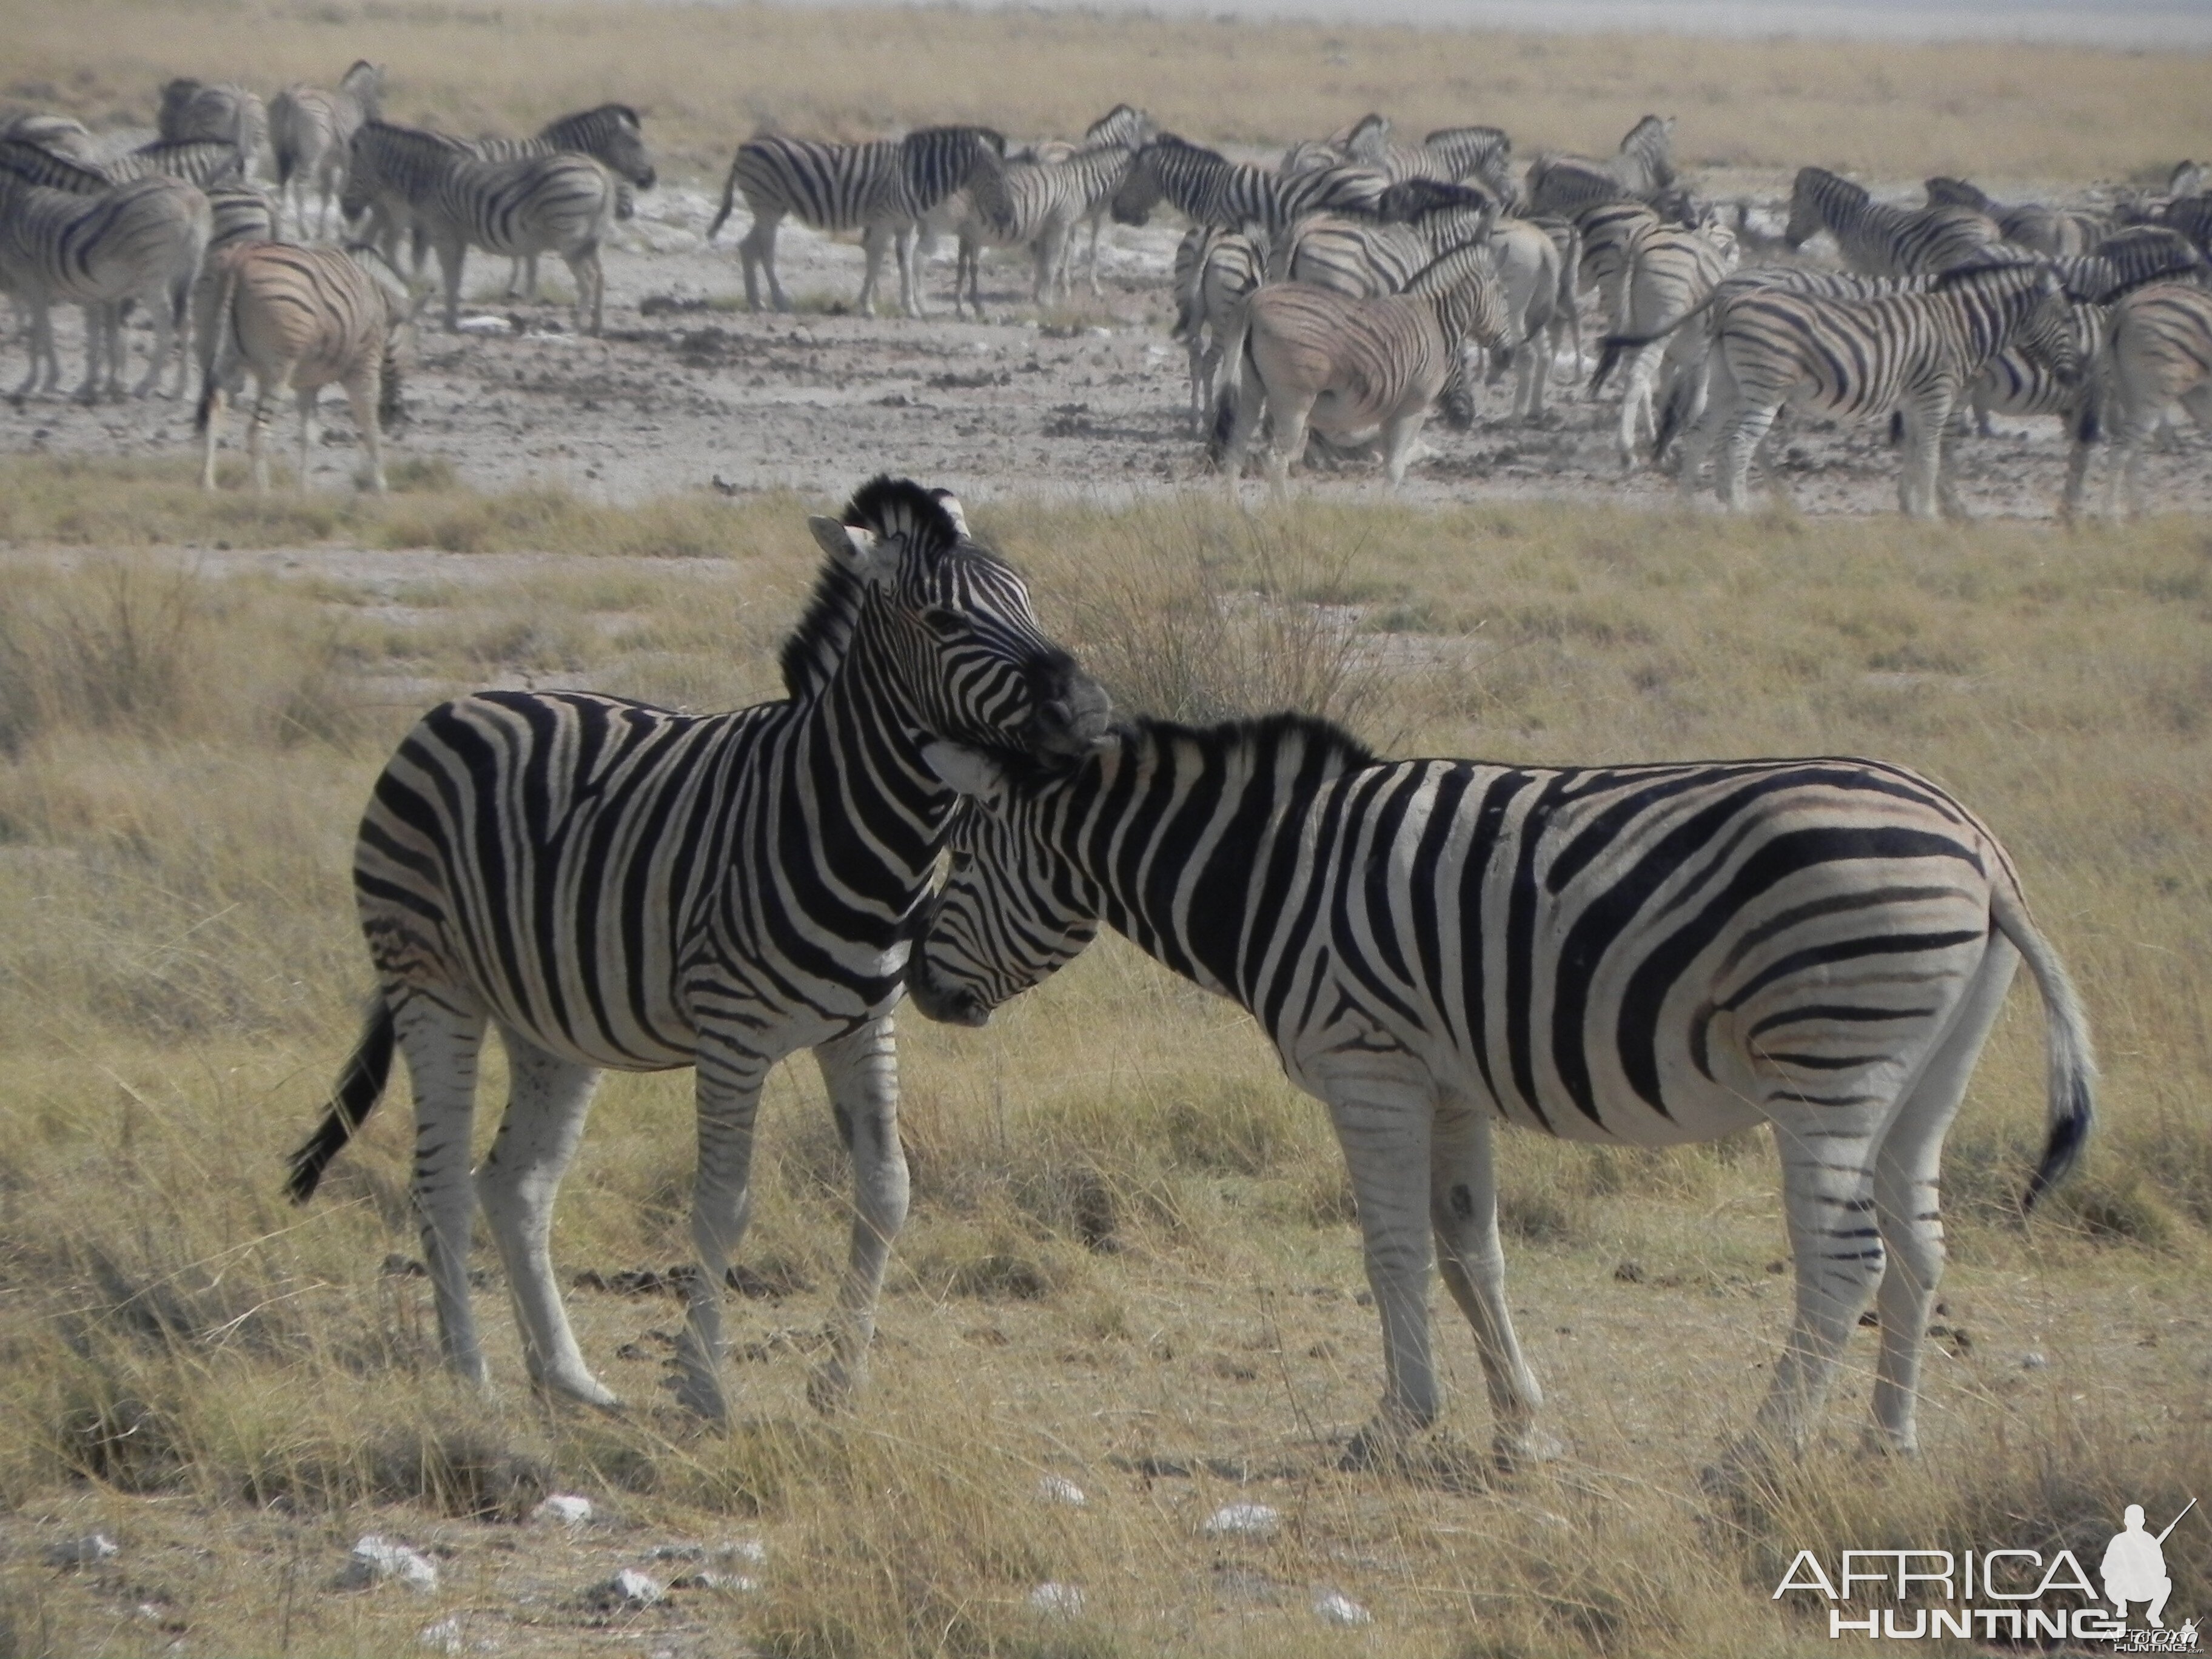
[286,478,1109,1423]
[906,717,2093,1473]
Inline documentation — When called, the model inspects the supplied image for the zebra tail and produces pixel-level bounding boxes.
[1205,307,1257,469]
[705,152,742,243]
[194,249,244,434]
[1587,335,1634,394]
[285,993,397,1203]
[1989,882,2096,1213]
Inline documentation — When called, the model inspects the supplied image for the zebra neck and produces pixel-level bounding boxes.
[806,649,958,881]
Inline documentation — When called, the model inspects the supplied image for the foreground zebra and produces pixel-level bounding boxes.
[708,126,1007,317]
[1677,262,2082,515]
[268,60,385,238]
[196,240,415,493]
[1215,240,1511,488]
[341,121,619,334]
[2065,281,2212,518]
[286,479,1109,1421]
[907,718,2093,1472]
[0,141,209,399]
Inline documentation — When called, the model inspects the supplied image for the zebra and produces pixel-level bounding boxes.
[283,478,1109,1423]
[158,78,266,179]
[2064,281,2212,518]
[341,119,469,273]
[925,134,1142,318]
[1521,115,1677,219]
[268,60,385,238]
[1586,212,1738,469]
[1305,113,1515,204]
[1675,261,2082,516]
[1922,176,2107,259]
[196,240,414,494]
[1483,215,1567,421]
[1111,133,1388,242]
[460,104,656,300]
[99,139,247,189]
[0,141,209,400]
[204,183,277,252]
[1053,104,1153,294]
[1273,212,1430,297]
[903,717,2094,1474]
[706,126,1007,317]
[1171,224,1262,432]
[1785,167,2002,276]
[0,113,98,163]
[1214,239,1511,489]
[1966,291,2106,440]
[341,122,617,335]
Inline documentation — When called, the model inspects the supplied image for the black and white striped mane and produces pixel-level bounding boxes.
[776,475,966,698]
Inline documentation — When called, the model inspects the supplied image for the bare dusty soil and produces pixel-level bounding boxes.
[7,173,2207,520]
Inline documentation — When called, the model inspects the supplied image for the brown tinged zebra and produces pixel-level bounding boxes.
[905,717,2094,1475]
[282,478,1108,1423]
[1213,238,1512,490]
[269,61,385,239]
[2065,281,2212,519]
[195,240,417,494]
[707,126,1007,317]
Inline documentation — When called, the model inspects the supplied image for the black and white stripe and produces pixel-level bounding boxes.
[1586,212,1738,469]
[99,139,247,189]
[340,119,469,273]
[286,478,1109,1423]
[269,61,385,238]
[1923,176,2108,259]
[1522,115,1677,218]
[463,105,656,299]
[2065,281,2212,517]
[927,130,1144,318]
[1171,224,1262,431]
[907,714,2093,1470]
[708,126,1007,317]
[1785,167,2003,276]
[158,78,266,179]
[1113,133,1387,243]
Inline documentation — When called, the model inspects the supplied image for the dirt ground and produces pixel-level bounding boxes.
[8,168,2207,520]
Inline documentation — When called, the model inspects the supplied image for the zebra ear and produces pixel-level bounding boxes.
[919,741,1005,806]
[808,516,895,586]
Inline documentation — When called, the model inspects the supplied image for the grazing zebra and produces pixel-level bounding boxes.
[1522,115,1677,218]
[342,122,617,334]
[284,478,1108,1422]
[461,104,657,300]
[1785,167,2002,276]
[341,119,469,272]
[0,142,209,399]
[269,60,385,238]
[1587,213,1738,469]
[707,126,1007,317]
[1923,176,2107,259]
[158,78,266,178]
[905,718,2094,1473]
[1215,239,1511,489]
[1677,262,2082,516]
[196,240,413,493]
[2065,282,2212,518]
[1171,224,1262,431]
[99,139,247,189]
[1112,133,1388,241]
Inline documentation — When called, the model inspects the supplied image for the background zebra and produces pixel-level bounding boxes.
[1111,133,1388,243]
[923,132,1139,318]
[2065,281,2212,518]
[343,121,618,333]
[1922,175,2108,259]
[1171,224,1261,431]
[98,139,246,189]
[158,78,267,179]
[708,126,1007,317]
[269,60,385,238]
[1521,115,1677,218]
[284,478,1109,1424]
[1785,166,2002,275]
[1587,210,1738,469]
[196,240,415,493]
[905,716,2093,1472]
[461,104,656,300]
[341,119,468,272]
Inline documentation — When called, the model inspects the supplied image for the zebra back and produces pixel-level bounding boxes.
[1277,213,1427,295]
[0,136,113,193]
[106,139,245,187]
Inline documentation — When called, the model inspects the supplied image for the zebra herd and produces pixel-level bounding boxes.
[285,474,2095,1475]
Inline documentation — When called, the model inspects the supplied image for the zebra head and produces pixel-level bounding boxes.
[544,104,655,190]
[805,477,1110,765]
[340,60,386,119]
[1784,166,1855,250]
[1112,135,1195,226]
[902,744,1102,1028]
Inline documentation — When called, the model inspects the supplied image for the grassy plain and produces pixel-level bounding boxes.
[2,0,2207,186]
[0,463,2207,1656]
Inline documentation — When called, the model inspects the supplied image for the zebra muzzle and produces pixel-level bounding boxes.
[1022,669,1112,759]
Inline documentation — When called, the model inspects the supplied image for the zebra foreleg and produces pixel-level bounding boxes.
[73,302,109,404]
[807,1019,910,1413]
[894,223,923,320]
[475,1028,618,1407]
[434,237,467,333]
[673,1039,770,1421]
[1318,1051,1443,1469]
[1897,394,1950,520]
[738,209,785,312]
[1430,1098,1550,1470]
[394,992,494,1386]
[857,221,896,317]
[1868,939,2014,1456]
[561,246,603,337]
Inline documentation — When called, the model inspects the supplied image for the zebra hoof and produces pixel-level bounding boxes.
[536,1372,623,1411]
[1493,1428,1567,1473]
[669,1369,731,1424]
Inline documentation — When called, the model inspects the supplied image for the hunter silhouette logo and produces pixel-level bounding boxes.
[2102,1501,2190,1629]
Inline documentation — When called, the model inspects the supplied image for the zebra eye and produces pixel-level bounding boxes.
[919,607,965,640]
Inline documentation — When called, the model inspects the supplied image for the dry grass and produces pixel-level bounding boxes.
[0,471,2208,1656]
[3,0,2206,186]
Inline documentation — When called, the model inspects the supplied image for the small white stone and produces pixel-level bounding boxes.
[1036,1475,1088,1507]
[2021,1351,2049,1370]
[1029,1581,1085,1616]
[343,1535,439,1592]
[1202,1503,1281,1538]
[44,1533,119,1567]
[532,1493,594,1527]
[591,1567,665,1609]
[1313,1589,1372,1626]
[719,1538,769,1567]
[416,1617,465,1654]
[455,315,511,337]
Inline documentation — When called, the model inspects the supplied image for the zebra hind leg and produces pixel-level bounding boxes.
[293,383,319,494]
[674,1036,771,1422]
[475,1027,618,1407]
[343,363,389,494]
[1430,1098,1551,1470]
[394,991,494,1386]
[561,246,603,338]
[807,1019,910,1412]
[738,207,784,312]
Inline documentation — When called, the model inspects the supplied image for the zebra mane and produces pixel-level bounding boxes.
[1404,237,1495,298]
[1143,711,1378,776]
[779,477,967,698]
[1378,176,1495,224]
[1929,254,2048,290]
[0,136,112,192]
[1925,175,1994,213]
[357,119,469,156]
